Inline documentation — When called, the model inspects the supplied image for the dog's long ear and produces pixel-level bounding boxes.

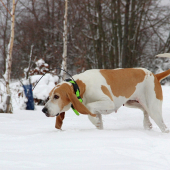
[67,93,96,117]
[55,112,65,129]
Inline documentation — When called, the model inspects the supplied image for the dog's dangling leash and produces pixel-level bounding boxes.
[32,68,83,116]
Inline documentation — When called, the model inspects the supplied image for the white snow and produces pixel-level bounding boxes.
[0,86,170,170]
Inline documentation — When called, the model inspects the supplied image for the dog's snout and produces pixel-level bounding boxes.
[42,107,50,117]
[42,107,48,114]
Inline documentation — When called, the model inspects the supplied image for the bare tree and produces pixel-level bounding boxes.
[60,0,68,81]
[0,0,10,73]
[0,0,18,113]
[1,0,169,80]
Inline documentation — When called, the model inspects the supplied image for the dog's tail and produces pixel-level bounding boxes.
[155,53,170,82]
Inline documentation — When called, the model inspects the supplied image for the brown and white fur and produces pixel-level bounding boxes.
[42,53,170,133]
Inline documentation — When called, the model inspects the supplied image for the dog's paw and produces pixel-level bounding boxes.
[163,128,169,133]
[144,122,152,130]
[96,122,103,130]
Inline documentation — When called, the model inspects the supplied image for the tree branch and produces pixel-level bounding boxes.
[0,0,12,17]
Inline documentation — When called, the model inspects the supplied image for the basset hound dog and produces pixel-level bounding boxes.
[42,53,170,133]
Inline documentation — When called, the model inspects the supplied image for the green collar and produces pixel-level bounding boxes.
[65,78,83,116]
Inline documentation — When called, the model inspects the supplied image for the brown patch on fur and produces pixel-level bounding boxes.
[100,69,146,98]
[55,112,65,129]
[101,85,113,101]
[154,75,163,100]
[155,69,170,82]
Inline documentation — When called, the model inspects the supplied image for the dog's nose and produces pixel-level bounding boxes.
[42,107,48,114]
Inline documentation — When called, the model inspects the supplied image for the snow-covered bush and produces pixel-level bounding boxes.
[30,73,58,105]
[29,59,49,75]
[23,58,59,105]
[0,72,58,111]
[0,59,58,111]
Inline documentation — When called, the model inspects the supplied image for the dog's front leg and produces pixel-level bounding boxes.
[86,101,115,129]
[88,114,103,129]
[55,112,65,129]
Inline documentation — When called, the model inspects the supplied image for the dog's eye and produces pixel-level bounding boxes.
[54,95,59,99]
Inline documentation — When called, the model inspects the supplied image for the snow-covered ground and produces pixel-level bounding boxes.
[0,86,170,170]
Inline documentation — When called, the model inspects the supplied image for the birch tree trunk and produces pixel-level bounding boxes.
[122,0,130,68]
[60,0,68,82]
[4,0,16,113]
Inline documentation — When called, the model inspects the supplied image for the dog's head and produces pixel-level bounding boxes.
[42,82,96,117]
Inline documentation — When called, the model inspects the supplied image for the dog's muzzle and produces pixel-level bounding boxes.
[42,107,59,117]
[42,107,50,117]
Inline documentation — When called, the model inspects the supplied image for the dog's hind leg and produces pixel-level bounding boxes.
[143,110,152,130]
[145,98,169,133]
[151,114,169,133]
[125,100,152,130]
[148,109,169,133]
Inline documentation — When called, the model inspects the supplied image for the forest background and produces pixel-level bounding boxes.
[0,0,170,79]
